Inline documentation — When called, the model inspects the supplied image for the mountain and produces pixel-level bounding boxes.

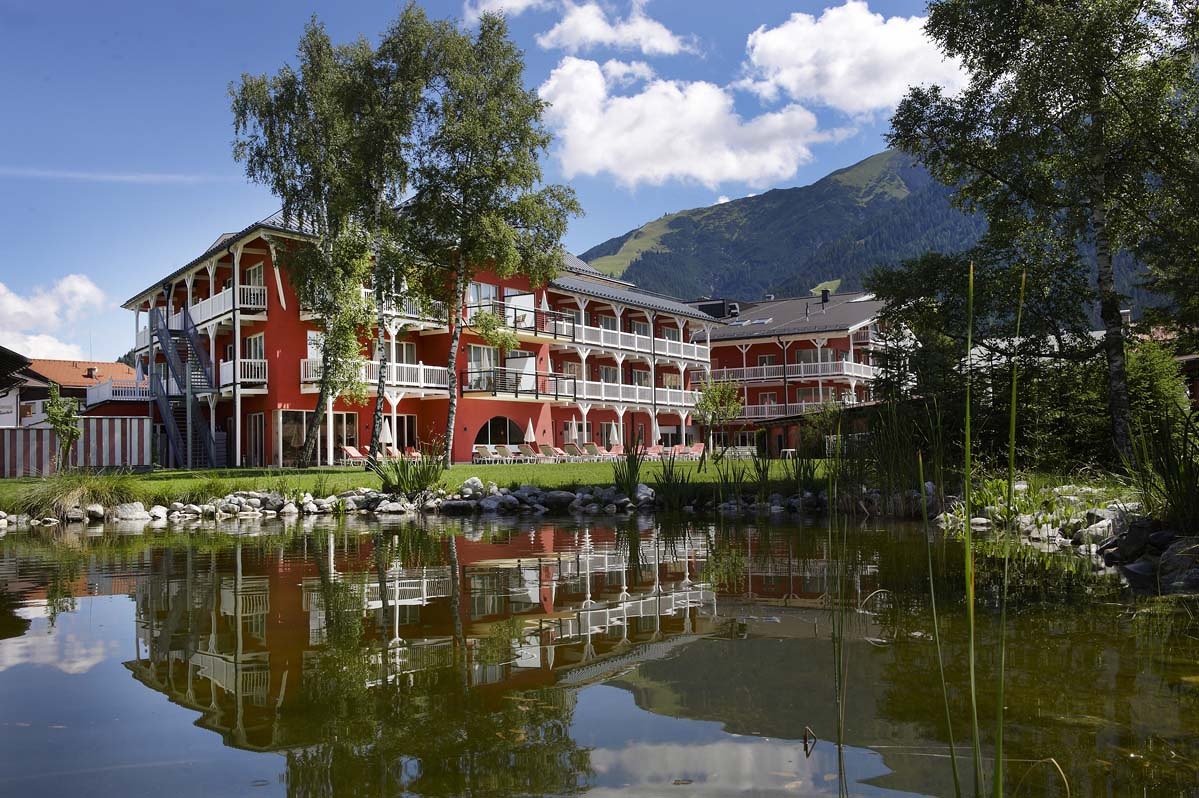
[579,150,987,301]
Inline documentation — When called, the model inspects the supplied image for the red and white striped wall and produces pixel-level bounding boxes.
[0,417,153,477]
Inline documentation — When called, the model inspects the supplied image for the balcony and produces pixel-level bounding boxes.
[736,397,859,420]
[86,379,151,406]
[378,292,446,324]
[570,324,709,363]
[135,285,270,350]
[573,381,697,409]
[466,300,578,341]
[300,358,449,391]
[461,367,576,400]
[710,360,876,383]
[220,359,268,387]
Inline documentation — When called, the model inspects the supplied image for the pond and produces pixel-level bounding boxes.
[0,516,1196,797]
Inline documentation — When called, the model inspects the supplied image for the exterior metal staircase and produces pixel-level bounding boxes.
[150,307,217,468]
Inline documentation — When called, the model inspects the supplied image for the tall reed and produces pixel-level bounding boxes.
[654,452,694,512]
[963,262,982,794]
[612,433,645,499]
[994,270,1026,796]
[919,452,961,797]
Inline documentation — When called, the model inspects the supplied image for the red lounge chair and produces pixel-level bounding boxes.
[340,445,368,466]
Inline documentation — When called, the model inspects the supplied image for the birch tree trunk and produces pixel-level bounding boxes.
[442,257,470,468]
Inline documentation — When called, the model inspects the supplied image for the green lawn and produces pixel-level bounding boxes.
[0,459,814,513]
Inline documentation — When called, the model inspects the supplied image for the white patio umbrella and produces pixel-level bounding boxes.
[134,359,144,381]
[378,419,394,446]
[609,425,620,447]
[525,418,537,444]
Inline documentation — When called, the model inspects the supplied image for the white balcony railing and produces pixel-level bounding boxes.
[86,379,151,406]
[575,380,697,409]
[220,359,269,386]
[737,397,858,420]
[137,285,270,349]
[710,360,876,383]
[300,358,449,391]
[571,323,709,363]
[239,285,268,311]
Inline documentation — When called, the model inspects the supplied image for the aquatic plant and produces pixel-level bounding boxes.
[1127,407,1199,532]
[749,452,772,504]
[14,469,140,518]
[373,438,447,495]
[653,452,694,512]
[713,457,747,505]
[612,433,645,499]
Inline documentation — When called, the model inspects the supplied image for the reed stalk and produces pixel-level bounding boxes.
[963,262,983,794]
[993,271,1026,796]
[919,450,961,797]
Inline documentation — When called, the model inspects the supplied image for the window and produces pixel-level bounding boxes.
[280,410,357,466]
[395,341,416,365]
[660,325,681,341]
[563,420,592,443]
[630,319,649,336]
[596,314,618,331]
[661,372,682,388]
[560,361,581,378]
[759,392,777,405]
[467,345,498,390]
[244,264,264,287]
[599,421,620,447]
[757,354,777,366]
[796,348,834,363]
[244,333,265,361]
[466,282,498,321]
[631,369,650,387]
[599,365,619,384]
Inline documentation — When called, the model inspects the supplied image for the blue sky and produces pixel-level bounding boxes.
[0,0,959,361]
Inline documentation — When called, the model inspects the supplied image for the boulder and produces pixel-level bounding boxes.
[169,502,185,512]
[634,483,655,504]
[149,505,168,520]
[459,477,485,498]
[279,502,299,515]
[478,496,502,513]
[65,507,86,523]
[1121,554,1161,592]
[440,499,478,516]
[1159,538,1199,594]
[1118,517,1157,561]
[1072,521,1111,546]
[110,502,151,521]
[541,490,577,511]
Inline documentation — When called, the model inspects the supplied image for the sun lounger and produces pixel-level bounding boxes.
[540,444,567,462]
[495,444,526,462]
[583,442,613,461]
[552,445,576,462]
[519,443,552,462]
[340,445,369,466]
[563,442,590,461]
[473,445,496,464]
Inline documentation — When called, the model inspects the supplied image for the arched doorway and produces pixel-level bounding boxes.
[474,416,523,446]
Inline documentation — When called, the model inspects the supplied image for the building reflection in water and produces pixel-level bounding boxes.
[123,520,718,760]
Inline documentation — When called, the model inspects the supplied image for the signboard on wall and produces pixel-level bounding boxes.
[307,331,323,359]
[0,391,15,428]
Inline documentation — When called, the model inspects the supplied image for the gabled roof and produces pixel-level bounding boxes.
[549,273,713,322]
[0,345,31,392]
[24,359,136,389]
[708,291,882,342]
[562,251,620,281]
[124,210,312,308]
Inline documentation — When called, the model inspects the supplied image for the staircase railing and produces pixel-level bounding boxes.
[178,306,214,391]
[188,394,217,467]
[150,373,185,468]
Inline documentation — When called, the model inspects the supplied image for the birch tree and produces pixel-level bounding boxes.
[401,13,580,467]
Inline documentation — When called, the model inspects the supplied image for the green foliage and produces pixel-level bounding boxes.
[470,310,519,353]
[44,384,80,468]
[713,458,747,505]
[580,150,986,300]
[653,452,694,512]
[693,377,742,469]
[701,534,748,593]
[750,452,772,504]
[15,470,139,519]
[612,436,644,499]
[372,438,447,495]
[1128,408,1199,532]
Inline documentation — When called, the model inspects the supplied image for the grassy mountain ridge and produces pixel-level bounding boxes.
[579,150,987,300]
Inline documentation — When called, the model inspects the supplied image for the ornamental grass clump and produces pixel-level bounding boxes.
[15,470,140,519]
[372,438,447,496]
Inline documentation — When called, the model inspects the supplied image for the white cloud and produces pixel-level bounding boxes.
[539,57,849,189]
[600,58,655,85]
[0,274,107,359]
[537,1,695,56]
[716,195,730,204]
[463,0,553,24]
[0,166,238,184]
[738,1,967,116]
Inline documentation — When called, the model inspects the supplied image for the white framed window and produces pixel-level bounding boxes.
[757,354,777,366]
[563,420,592,442]
[467,345,498,390]
[660,325,681,341]
[597,314,618,331]
[630,319,649,336]
[759,391,777,405]
[395,341,416,364]
[466,282,498,321]
[244,333,265,361]
[244,264,264,287]
[560,361,581,378]
[599,421,620,447]
[599,365,619,383]
[631,369,650,387]
[661,372,682,388]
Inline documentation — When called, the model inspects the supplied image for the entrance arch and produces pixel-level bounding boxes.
[474,416,523,446]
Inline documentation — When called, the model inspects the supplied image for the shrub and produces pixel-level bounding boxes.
[612,435,644,498]
[653,453,693,512]
[15,470,140,519]
[373,438,446,495]
[1128,408,1199,532]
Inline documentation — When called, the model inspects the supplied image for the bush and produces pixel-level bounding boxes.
[1128,408,1199,532]
[372,438,446,495]
[15,470,140,518]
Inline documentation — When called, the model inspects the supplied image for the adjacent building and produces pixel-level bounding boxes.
[696,290,883,448]
[122,211,717,467]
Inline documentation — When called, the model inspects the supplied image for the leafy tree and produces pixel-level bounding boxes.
[692,378,742,469]
[889,0,1197,461]
[399,13,580,467]
[232,19,375,466]
[45,383,80,471]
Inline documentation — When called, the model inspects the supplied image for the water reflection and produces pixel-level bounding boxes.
[2,519,1197,796]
